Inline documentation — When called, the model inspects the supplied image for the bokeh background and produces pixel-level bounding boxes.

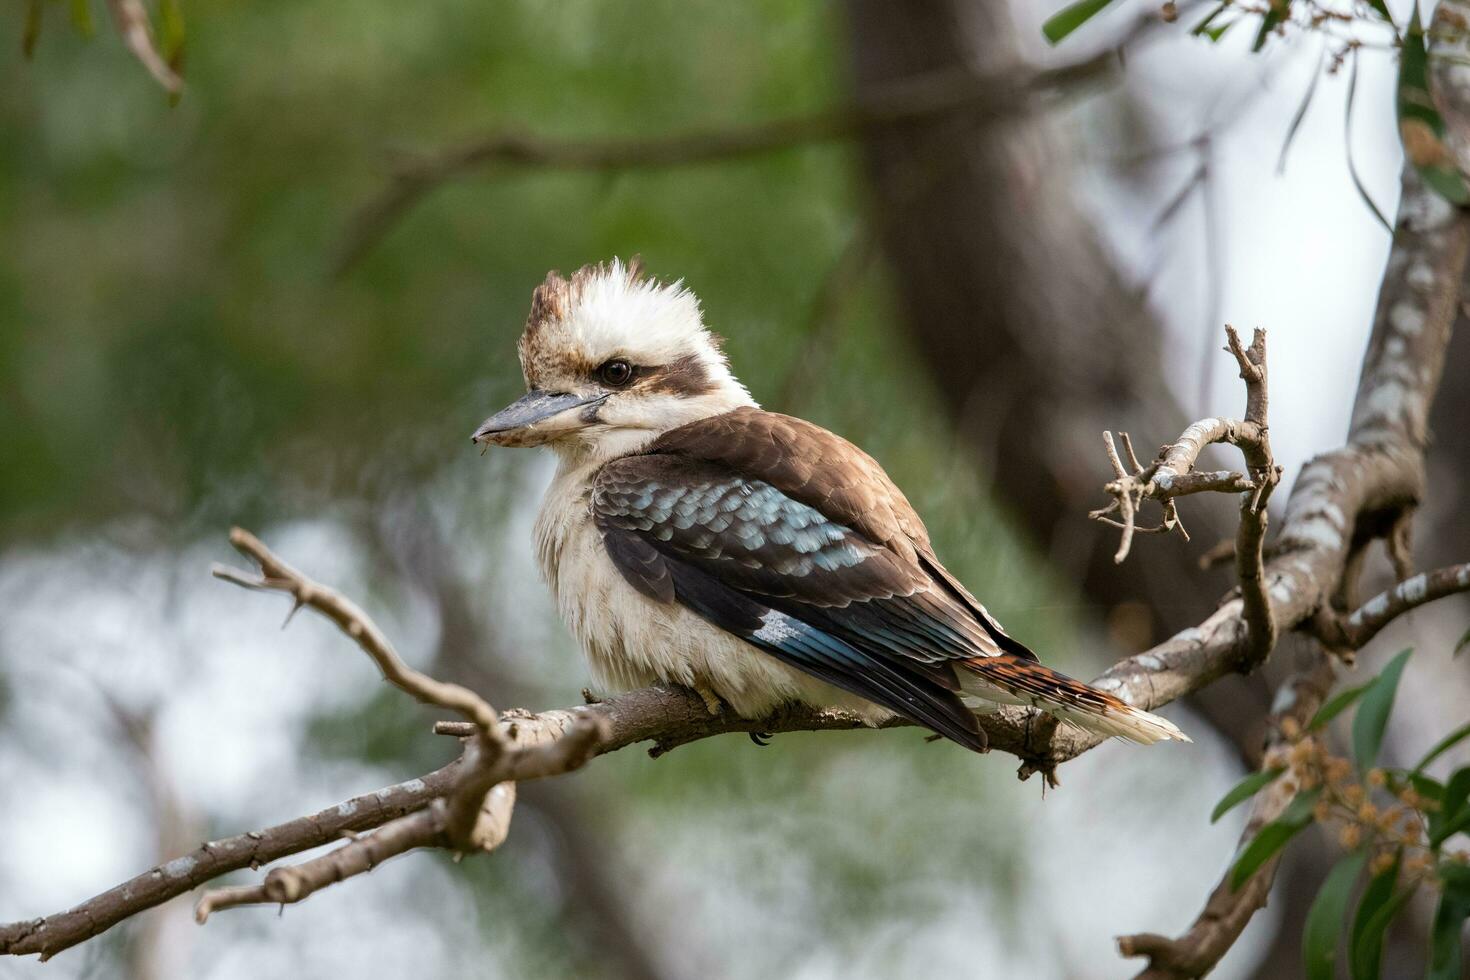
[2,1,1467,977]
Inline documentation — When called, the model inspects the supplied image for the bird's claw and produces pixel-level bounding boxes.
[749,731,772,747]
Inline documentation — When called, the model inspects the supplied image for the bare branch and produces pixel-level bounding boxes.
[1313,562,1470,650]
[195,805,447,922]
[215,527,501,736]
[1118,647,1337,979]
[0,762,464,959]
[332,53,1116,273]
[1092,327,1277,567]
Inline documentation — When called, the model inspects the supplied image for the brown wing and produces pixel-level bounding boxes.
[644,407,1036,661]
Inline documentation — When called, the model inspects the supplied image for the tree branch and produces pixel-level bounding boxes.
[1313,561,1470,650]
[332,52,1116,273]
[1118,647,1337,979]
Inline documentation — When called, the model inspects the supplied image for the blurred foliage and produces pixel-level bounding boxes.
[2,0,842,535]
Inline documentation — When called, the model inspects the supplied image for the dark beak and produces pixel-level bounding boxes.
[471,389,607,446]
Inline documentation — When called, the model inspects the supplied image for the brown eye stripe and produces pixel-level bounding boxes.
[643,354,716,397]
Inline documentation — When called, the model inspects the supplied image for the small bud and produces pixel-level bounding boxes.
[1344,785,1365,805]
[1340,824,1363,849]
[1370,851,1396,876]
[1359,802,1379,823]
[1281,717,1301,739]
[1161,1,1178,22]
[1367,769,1387,787]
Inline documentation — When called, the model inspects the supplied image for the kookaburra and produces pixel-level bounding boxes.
[473,259,1188,751]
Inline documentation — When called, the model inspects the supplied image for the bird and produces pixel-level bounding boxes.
[472,258,1188,752]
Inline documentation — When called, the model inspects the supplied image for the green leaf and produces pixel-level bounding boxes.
[1427,864,1470,980]
[1213,768,1286,824]
[1352,648,1412,772]
[1398,8,1470,206]
[1365,0,1394,27]
[1455,626,1470,656]
[1278,45,1326,174]
[1431,767,1470,849]
[1252,0,1292,52]
[1304,851,1367,980]
[1042,0,1116,45]
[68,0,93,37]
[1191,2,1229,38]
[1349,851,1403,980]
[1310,682,1372,731]
[1416,722,1470,776]
[1230,787,1323,891]
[1345,49,1395,234]
[1406,771,1446,806]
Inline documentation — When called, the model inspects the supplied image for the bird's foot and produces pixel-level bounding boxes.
[693,683,725,717]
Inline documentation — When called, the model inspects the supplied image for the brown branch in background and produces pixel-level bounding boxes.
[1118,647,1337,980]
[332,53,1116,274]
[103,0,181,95]
[0,762,465,960]
[1313,562,1470,651]
[189,529,608,920]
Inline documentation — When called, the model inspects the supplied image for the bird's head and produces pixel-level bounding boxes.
[472,258,755,462]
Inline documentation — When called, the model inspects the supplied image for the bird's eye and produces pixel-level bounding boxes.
[599,359,634,387]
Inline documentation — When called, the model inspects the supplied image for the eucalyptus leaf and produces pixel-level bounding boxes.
[1310,682,1371,731]
[1397,8,1470,205]
[1415,722,1470,776]
[1212,768,1286,824]
[1431,767,1470,849]
[1426,865,1470,980]
[1303,851,1366,980]
[1251,0,1291,52]
[1230,788,1322,892]
[1345,49,1394,233]
[1349,851,1402,980]
[1042,0,1116,45]
[1351,649,1412,772]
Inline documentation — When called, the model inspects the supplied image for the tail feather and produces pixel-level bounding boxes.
[958,655,1190,746]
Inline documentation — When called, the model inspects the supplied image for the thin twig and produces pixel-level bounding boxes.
[215,528,501,736]
[1313,562,1470,650]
